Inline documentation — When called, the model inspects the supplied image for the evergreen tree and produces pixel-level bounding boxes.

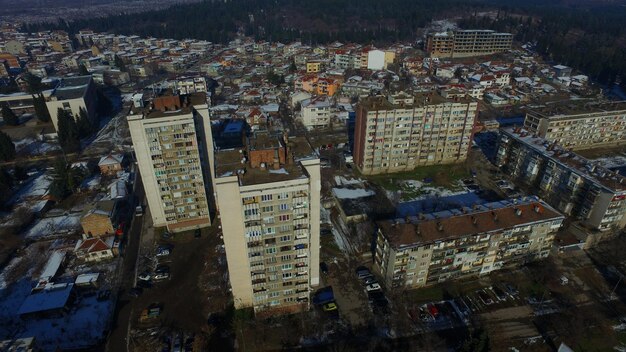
[76,107,94,138]
[32,93,51,123]
[49,157,86,200]
[56,108,80,153]
[1,102,19,126]
[0,131,16,161]
[79,64,89,75]
[0,166,13,206]
[24,73,43,94]
[114,55,127,72]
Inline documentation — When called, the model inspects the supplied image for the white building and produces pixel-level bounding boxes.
[45,75,98,132]
[301,96,332,129]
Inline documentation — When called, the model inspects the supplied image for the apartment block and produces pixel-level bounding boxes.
[45,75,98,132]
[301,96,332,129]
[127,92,214,233]
[353,92,478,175]
[523,102,626,150]
[374,197,564,289]
[426,30,513,58]
[496,127,626,231]
[214,133,320,316]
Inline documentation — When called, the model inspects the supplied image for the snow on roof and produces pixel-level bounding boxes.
[98,154,123,166]
[75,273,100,285]
[18,283,74,316]
[332,188,375,199]
[109,180,127,199]
[39,250,66,282]
[24,214,81,240]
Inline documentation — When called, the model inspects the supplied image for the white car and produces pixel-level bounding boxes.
[153,272,170,280]
[138,272,151,281]
[366,283,381,292]
[156,248,170,257]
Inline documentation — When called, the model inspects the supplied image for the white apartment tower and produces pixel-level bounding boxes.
[128,92,215,233]
[214,133,321,316]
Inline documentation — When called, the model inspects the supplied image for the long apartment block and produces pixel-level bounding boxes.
[426,29,513,58]
[374,197,564,289]
[523,102,626,150]
[496,127,626,231]
[353,92,478,175]
[128,92,214,233]
[214,133,320,316]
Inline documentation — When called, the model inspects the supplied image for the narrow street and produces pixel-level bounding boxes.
[106,173,146,352]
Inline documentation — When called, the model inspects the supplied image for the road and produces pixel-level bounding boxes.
[106,172,145,352]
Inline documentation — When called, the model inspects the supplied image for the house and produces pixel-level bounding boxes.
[74,273,101,289]
[98,153,124,176]
[18,283,76,319]
[246,107,267,126]
[301,96,332,129]
[74,235,116,262]
[0,337,38,352]
[80,200,118,237]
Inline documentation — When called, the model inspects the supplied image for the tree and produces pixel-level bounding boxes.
[0,167,13,207]
[79,64,89,76]
[49,157,85,200]
[56,108,80,153]
[114,55,127,72]
[76,107,94,138]
[23,73,43,94]
[32,93,51,122]
[1,102,19,126]
[0,131,16,161]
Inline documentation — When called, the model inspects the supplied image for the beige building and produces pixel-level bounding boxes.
[128,93,214,233]
[214,133,320,316]
[496,127,626,232]
[45,75,98,132]
[353,92,478,175]
[523,102,626,150]
[374,197,564,289]
[426,30,513,58]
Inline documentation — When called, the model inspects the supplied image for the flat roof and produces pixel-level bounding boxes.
[502,127,626,191]
[527,101,626,119]
[51,75,92,100]
[359,92,474,111]
[379,197,563,248]
[215,135,316,186]
[18,283,74,315]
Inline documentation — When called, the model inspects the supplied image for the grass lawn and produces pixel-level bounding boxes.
[364,163,469,191]
[405,285,444,304]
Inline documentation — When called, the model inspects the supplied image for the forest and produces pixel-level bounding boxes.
[23,0,626,88]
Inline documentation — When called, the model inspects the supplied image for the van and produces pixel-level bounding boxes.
[135,205,143,216]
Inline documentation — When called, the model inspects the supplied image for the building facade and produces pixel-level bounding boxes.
[128,93,214,233]
[496,127,626,231]
[214,134,320,316]
[45,75,98,132]
[374,197,564,289]
[301,96,331,130]
[353,92,478,175]
[523,103,626,150]
[426,30,513,58]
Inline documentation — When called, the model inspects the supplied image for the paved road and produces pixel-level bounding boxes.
[106,172,145,352]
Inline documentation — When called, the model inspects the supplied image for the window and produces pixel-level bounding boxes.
[279,215,290,221]
[261,206,274,212]
[281,264,292,271]
[261,194,273,202]
[265,247,277,254]
[277,192,290,199]
[281,255,291,261]
[282,273,292,279]
[279,235,291,242]
[279,204,289,211]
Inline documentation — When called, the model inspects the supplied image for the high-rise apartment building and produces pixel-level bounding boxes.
[353,92,478,175]
[128,92,214,233]
[523,102,626,150]
[374,197,564,289]
[426,30,513,58]
[214,133,321,316]
[496,127,626,231]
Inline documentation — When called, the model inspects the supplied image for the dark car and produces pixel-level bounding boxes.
[155,265,170,274]
[320,262,329,274]
[137,279,153,289]
[194,229,202,238]
[491,286,507,301]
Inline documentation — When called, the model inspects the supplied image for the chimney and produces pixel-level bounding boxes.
[515,208,523,217]
[533,204,542,213]
[436,222,443,232]
[491,211,498,222]
[415,224,421,235]
[471,215,478,226]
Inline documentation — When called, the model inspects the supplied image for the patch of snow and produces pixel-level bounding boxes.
[24,215,81,240]
[333,176,363,186]
[332,188,375,199]
[268,168,289,175]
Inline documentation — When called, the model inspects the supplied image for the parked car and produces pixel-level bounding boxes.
[153,272,170,281]
[478,290,494,305]
[135,205,143,216]
[155,265,170,274]
[426,304,439,319]
[356,266,372,280]
[323,301,338,312]
[156,245,172,257]
[137,279,153,288]
[503,283,519,297]
[366,283,381,292]
[194,229,202,238]
[129,287,143,298]
[138,271,152,281]
[491,286,507,301]
[320,262,328,275]
[364,277,378,285]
